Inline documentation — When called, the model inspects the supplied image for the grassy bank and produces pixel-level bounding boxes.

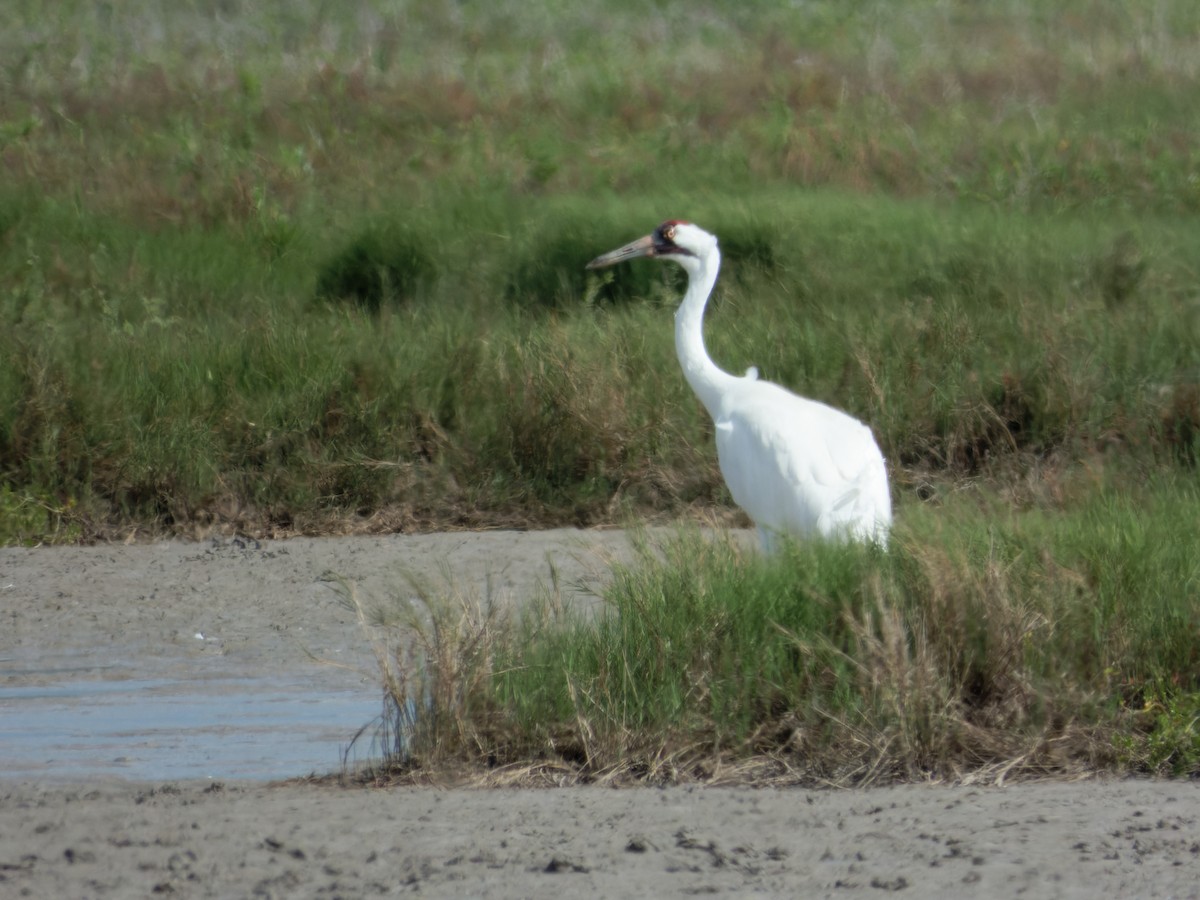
[356,475,1199,784]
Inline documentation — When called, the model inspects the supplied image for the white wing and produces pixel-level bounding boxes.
[713,379,891,543]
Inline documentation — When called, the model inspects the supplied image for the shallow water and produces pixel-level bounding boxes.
[0,651,384,782]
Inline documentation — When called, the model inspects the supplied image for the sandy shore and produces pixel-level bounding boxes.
[2,530,1197,898]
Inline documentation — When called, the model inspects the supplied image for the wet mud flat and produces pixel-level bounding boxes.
[1,531,1197,898]
[2,776,1196,898]
[1,530,634,781]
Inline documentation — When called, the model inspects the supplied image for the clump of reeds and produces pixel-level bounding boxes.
[335,568,514,777]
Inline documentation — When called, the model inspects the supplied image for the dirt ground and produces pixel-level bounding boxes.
[2,530,1198,898]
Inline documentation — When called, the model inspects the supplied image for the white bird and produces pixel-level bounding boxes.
[587,220,891,551]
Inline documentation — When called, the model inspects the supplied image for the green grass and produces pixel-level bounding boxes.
[3,187,1197,536]
[364,476,1199,783]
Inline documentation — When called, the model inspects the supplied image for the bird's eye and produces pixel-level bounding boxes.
[663,226,675,241]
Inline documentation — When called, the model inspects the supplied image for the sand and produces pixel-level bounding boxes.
[2,530,1197,898]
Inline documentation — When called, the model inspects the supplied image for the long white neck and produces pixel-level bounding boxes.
[674,245,738,418]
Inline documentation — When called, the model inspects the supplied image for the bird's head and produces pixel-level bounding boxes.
[586,220,717,271]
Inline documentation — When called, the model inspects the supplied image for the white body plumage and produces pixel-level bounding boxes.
[588,220,891,551]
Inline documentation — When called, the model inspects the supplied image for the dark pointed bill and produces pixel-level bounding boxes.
[586,234,656,269]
